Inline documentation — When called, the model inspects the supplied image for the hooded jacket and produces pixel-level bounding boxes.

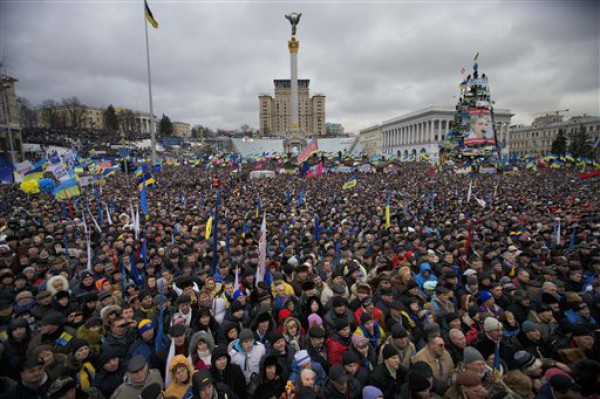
[228,338,266,384]
[164,355,194,399]
[188,330,215,371]
[415,263,437,289]
[209,345,247,399]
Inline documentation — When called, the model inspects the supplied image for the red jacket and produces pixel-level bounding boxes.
[326,336,350,366]
[354,306,383,326]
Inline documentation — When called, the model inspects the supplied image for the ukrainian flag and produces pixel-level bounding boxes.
[145,0,159,29]
[342,175,357,190]
[52,178,81,200]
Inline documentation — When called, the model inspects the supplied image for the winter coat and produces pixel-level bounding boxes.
[319,377,362,399]
[414,262,437,289]
[101,328,138,360]
[229,339,266,384]
[209,345,247,399]
[164,355,194,399]
[367,363,405,399]
[26,325,78,357]
[325,334,350,366]
[5,373,53,399]
[188,330,215,370]
[93,362,126,399]
[110,368,163,399]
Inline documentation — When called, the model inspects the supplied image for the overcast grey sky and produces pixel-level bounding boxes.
[2,0,599,133]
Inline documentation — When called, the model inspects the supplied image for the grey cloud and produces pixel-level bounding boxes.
[3,0,598,133]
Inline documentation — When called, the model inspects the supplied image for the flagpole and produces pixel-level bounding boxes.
[143,1,157,166]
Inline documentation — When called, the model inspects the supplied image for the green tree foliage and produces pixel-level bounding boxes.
[159,114,173,136]
[104,105,119,131]
[569,124,593,158]
[550,128,567,155]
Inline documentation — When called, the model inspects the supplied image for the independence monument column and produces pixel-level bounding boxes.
[285,12,302,137]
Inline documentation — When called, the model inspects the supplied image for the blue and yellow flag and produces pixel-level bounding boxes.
[342,174,357,190]
[385,192,391,229]
[145,0,159,29]
[52,178,81,200]
[135,165,156,190]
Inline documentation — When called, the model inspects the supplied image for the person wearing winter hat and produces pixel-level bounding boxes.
[342,350,368,386]
[354,312,385,348]
[326,319,351,366]
[164,355,193,399]
[446,370,488,399]
[93,348,126,398]
[110,355,163,399]
[265,330,295,382]
[26,311,76,358]
[513,350,543,379]
[191,369,237,399]
[5,356,52,399]
[408,370,432,398]
[209,345,246,399]
[462,346,486,380]
[414,335,454,391]
[367,345,404,399]
[306,325,329,374]
[378,323,415,370]
[320,364,362,399]
[229,328,266,385]
[362,385,384,399]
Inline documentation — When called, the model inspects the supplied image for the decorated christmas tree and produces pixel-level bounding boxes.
[441,54,499,170]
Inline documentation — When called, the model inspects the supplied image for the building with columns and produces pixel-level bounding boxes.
[115,108,156,134]
[258,79,326,138]
[378,106,512,159]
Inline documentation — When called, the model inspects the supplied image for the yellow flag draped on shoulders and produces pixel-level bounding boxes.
[205,216,213,240]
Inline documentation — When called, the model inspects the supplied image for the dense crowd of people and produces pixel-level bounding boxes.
[0,158,598,399]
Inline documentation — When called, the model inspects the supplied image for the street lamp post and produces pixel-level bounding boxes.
[0,80,16,165]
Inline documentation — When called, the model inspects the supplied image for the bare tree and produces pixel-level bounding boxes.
[62,97,85,130]
[39,99,59,129]
[17,97,37,128]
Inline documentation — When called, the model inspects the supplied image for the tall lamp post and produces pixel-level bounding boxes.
[0,77,16,165]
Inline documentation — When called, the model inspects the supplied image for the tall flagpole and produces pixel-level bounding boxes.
[143,1,157,166]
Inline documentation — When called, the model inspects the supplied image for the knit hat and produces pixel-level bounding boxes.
[47,377,77,399]
[230,300,244,313]
[308,325,325,338]
[332,296,346,308]
[352,333,368,347]
[138,319,154,335]
[456,370,482,386]
[382,344,399,360]
[463,346,484,364]
[41,311,64,327]
[335,319,349,331]
[71,338,89,353]
[294,350,311,367]
[478,290,493,303]
[139,383,163,399]
[521,321,539,333]
[391,324,408,339]
[360,312,373,325]
[409,370,431,392]
[269,331,285,344]
[239,328,254,342]
[342,350,360,366]
[362,386,383,399]
[423,281,437,291]
[483,317,502,332]
[307,313,323,327]
[514,351,536,369]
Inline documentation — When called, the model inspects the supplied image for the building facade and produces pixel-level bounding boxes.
[358,124,382,155]
[38,105,105,130]
[379,107,512,160]
[172,122,191,138]
[510,114,600,157]
[115,108,156,134]
[0,74,24,163]
[258,79,326,138]
[326,122,345,136]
